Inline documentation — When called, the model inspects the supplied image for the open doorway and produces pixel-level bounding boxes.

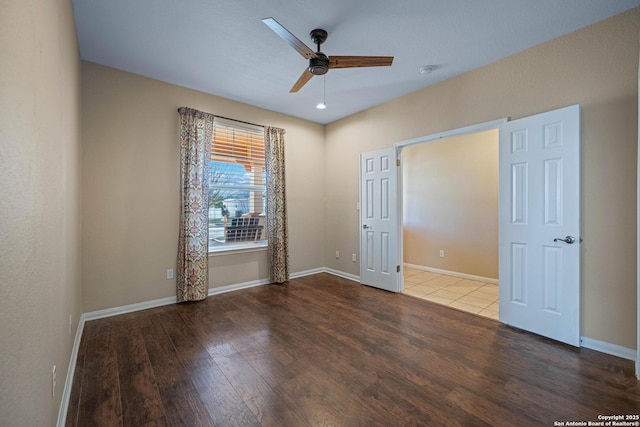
[400,129,499,319]
[390,107,581,347]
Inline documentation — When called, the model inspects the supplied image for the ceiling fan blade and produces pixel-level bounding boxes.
[290,69,314,93]
[262,17,317,60]
[329,56,394,69]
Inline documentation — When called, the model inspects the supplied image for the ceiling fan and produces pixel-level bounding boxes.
[262,17,394,93]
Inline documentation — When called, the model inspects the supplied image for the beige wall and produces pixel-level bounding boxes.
[81,62,326,312]
[0,0,82,425]
[403,130,499,279]
[0,5,636,424]
[325,9,639,349]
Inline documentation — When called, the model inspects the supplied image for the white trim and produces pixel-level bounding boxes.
[325,268,360,282]
[208,278,270,296]
[581,337,637,362]
[55,266,637,426]
[56,313,86,427]
[84,295,177,321]
[83,268,347,322]
[395,119,505,299]
[291,267,327,278]
[395,118,508,149]
[208,244,268,256]
[403,263,499,285]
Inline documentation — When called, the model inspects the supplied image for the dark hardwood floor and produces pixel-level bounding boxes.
[65,273,640,426]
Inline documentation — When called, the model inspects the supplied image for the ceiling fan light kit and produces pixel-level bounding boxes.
[262,17,394,93]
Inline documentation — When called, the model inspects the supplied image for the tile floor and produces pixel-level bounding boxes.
[403,268,499,320]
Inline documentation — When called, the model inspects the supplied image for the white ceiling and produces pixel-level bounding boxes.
[72,0,640,125]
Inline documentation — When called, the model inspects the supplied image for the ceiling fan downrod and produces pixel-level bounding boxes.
[309,29,329,75]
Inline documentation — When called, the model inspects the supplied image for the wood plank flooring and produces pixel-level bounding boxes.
[65,273,640,426]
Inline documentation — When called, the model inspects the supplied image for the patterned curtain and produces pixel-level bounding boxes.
[177,107,213,302]
[265,126,289,283]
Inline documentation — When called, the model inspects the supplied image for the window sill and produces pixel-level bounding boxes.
[208,242,268,256]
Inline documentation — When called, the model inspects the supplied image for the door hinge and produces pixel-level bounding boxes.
[396,265,400,273]
[396,159,400,167]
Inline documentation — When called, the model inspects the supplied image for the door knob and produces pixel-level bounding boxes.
[553,235,576,244]
[363,224,370,229]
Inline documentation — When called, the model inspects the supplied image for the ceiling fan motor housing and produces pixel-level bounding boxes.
[309,53,329,75]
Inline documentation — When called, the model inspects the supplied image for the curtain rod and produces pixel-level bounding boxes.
[177,108,264,128]
[216,115,264,129]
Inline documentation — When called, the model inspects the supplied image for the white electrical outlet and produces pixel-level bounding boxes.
[439,249,445,258]
[335,251,340,259]
[352,254,357,262]
[166,269,174,279]
[52,365,57,397]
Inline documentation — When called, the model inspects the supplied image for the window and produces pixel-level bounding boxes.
[208,118,266,252]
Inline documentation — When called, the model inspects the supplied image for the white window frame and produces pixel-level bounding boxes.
[207,120,268,254]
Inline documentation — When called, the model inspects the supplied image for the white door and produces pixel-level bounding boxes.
[499,104,581,346]
[360,147,400,292]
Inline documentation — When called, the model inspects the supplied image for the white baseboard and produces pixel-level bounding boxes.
[68,267,640,425]
[580,337,637,362]
[291,267,326,279]
[404,264,638,363]
[208,278,271,296]
[403,263,499,285]
[83,268,347,322]
[56,267,349,424]
[56,312,86,427]
[324,268,360,282]
[84,295,177,322]
[404,264,640,364]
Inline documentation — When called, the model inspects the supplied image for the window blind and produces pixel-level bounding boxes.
[208,118,267,250]
[211,119,265,173]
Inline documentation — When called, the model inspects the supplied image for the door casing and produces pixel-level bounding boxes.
[394,119,507,292]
